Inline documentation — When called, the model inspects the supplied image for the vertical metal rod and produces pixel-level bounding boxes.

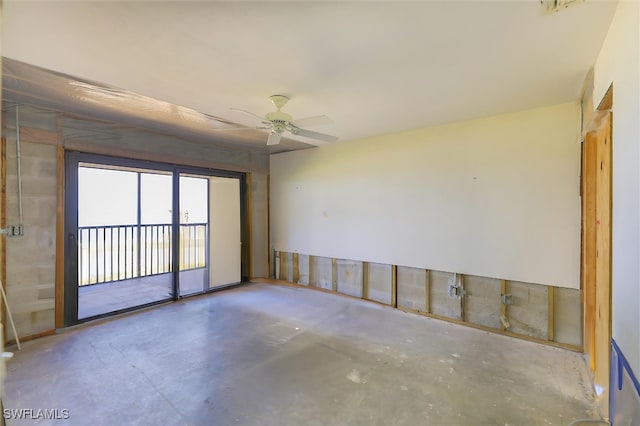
[149,226,152,274]
[89,229,93,283]
[161,225,165,273]
[124,227,128,280]
[15,107,23,224]
[110,228,114,281]
[146,225,149,275]
[137,173,141,278]
[168,225,172,272]
[78,230,83,285]
[131,226,134,279]
[117,227,121,280]
[101,228,105,282]
[153,226,156,274]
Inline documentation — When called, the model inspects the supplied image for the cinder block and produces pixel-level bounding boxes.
[37,160,58,178]
[397,266,426,312]
[16,142,56,159]
[31,308,55,332]
[506,281,549,339]
[367,263,392,305]
[336,259,362,298]
[554,287,582,346]
[20,176,57,197]
[37,284,55,300]
[297,254,310,285]
[309,256,332,290]
[430,270,461,320]
[464,275,501,329]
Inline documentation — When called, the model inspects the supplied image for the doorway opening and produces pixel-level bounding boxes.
[64,152,245,325]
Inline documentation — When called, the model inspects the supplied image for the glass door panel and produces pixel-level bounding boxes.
[77,163,174,320]
[178,174,209,296]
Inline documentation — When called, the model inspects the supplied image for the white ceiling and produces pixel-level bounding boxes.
[2,1,618,149]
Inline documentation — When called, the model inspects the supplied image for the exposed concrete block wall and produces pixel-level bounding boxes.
[1,105,271,339]
[4,139,57,341]
[464,275,501,329]
[554,287,582,347]
[367,263,392,305]
[506,281,549,340]
[297,254,310,285]
[397,266,427,312]
[336,259,362,298]
[277,251,582,351]
[430,271,461,320]
[309,256,332,291]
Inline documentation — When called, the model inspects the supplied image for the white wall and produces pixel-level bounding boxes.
[271,102,581,288]
[593,0,640,375]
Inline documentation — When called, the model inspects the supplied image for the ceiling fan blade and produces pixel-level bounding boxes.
[267,131,282,146]
[291,115,333,128]
[290,126,338,142]
[230,107,265,123]
[210,126,270,132]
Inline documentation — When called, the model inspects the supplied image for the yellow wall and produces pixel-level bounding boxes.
[271,102,581,288]
[593,0,640,375]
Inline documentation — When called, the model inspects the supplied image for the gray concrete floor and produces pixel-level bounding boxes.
[5,282,601,425]
[78,269,207,319]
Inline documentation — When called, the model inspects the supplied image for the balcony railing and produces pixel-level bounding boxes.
[78,223,207,286]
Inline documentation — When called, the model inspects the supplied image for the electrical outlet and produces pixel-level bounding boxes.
[501,294,514,305]
[0,225,23,237]
[449,283,466,298]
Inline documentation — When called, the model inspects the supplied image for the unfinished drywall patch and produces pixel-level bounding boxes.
[464,275,501,329]
[309,256,332,291]
[366,262,392,305]
[506,281,549,339]
[336,259,363,298]
[430,270,460,320]
[554,287,582,347]
[397,266,427,312]
[4,140,57,340]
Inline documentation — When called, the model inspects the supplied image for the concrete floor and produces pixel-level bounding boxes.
[5,282,601,425]
[78,268,207,319]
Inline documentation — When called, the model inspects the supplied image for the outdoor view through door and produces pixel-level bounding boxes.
[64,152,244,324]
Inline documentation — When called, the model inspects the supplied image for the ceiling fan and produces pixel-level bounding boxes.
[227,95,338,146]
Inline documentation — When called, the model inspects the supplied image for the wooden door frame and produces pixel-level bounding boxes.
[581,85,613,419]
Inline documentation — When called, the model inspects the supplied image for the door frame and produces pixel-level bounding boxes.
[581,86,613,419]
[63,151,247,326]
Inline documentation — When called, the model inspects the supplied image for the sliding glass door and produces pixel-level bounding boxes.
[64,152,245,325]
[178,174,209,296]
